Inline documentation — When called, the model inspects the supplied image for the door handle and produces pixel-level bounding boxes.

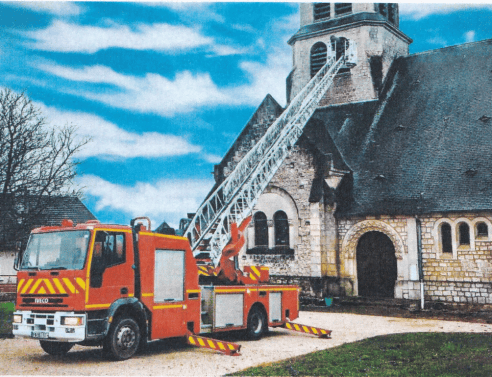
[120,287,128,295]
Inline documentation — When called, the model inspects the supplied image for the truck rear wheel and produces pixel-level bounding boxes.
[246,306,267,340]
[39,340,74,356]
[103,316,141,360]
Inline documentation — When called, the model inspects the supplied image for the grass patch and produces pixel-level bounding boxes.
[0,302,14,336]
[230,333,492,376]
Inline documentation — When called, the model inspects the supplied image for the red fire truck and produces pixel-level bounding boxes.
[11,217,329,360]
[11,41,354,360]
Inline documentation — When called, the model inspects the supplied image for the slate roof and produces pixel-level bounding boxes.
[36,196,96,226]
[308,38,492,217]
[213,94,284,184]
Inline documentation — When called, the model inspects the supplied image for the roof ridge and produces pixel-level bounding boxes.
[408,37,492,59]
[215,94,284,172]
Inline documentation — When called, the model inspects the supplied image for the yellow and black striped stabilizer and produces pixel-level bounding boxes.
[282,322,332,338]
[197,265,217,277]
[186,332,241,356]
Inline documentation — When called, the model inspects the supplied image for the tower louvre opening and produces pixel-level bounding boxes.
[314,3,331,21]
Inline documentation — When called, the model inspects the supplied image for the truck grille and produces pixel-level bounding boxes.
[20,296,67,307]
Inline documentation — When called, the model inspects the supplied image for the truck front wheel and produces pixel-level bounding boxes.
[246,306,267,340]
[103,316,141,360]
[39,340,74,356]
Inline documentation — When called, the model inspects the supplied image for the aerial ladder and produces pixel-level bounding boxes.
[12,40,358,361]
[182,38,357,277]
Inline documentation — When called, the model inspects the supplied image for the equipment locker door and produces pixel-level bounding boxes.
[151,249,186,339]
[215,293,244,328]
[269,292,282,322]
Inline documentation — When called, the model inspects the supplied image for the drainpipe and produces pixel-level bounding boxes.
[416,217,424,310]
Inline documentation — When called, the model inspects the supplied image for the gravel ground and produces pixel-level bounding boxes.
[1,311,491,376]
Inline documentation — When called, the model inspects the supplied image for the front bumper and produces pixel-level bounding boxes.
[12,310,86,342]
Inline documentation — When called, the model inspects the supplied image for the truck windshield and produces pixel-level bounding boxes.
[20,231,91,270]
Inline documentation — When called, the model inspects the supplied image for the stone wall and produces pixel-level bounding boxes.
[290,24,409,103]
[239,136,336,281]
[419,213,492,305]
[336,213,492,305]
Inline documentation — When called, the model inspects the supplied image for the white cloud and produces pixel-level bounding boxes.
[231,23,256,33]
[400,3,492,20]
[273,11,299,33]
[39,63,231,116]
[233,48,291,106]
[209,44,249,57]
[43,48,288,113]
[27,20,213,53]
[464,30,476,43]
[38,51,290,116]
[146,2,225,23]
[203,153,222,164]
[35,102,203,159]
[6,1,82,16]
[78,175,214,228]
[426,36,448,47]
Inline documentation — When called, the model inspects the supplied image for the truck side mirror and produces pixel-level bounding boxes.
[13,254,19,271]
[14,245,24,271]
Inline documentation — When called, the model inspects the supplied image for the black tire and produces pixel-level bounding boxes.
[246,306,267,340]
[39,340,74,356]
[137,333,148,354]
[103,316,140,361]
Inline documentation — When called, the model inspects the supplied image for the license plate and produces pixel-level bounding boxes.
[31,331,49,339]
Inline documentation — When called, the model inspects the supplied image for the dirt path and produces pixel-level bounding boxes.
[1,311,491,376]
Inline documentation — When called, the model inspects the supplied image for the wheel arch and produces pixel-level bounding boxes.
[104,298,148,339]
[248,301,268,323]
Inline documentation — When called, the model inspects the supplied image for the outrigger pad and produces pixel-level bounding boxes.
[281,322,332,338]
[186,332,241,356]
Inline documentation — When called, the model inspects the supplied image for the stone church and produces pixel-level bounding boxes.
[213,3,492,306]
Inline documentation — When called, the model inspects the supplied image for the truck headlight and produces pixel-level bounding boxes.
[13,314,22,323]
[61,316,83,326]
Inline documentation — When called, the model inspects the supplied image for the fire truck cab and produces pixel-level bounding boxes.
[12,219,299,360]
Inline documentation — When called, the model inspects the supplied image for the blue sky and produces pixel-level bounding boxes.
[1,2,492,229]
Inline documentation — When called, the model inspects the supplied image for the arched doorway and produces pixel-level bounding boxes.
[356,231,397,297]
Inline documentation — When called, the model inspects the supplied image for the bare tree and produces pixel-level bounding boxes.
[0,88,90,250]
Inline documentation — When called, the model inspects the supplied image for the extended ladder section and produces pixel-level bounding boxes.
[184,40,357,267]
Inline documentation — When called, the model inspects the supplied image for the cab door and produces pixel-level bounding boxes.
[86,230,134,310]
[151,248,186,339]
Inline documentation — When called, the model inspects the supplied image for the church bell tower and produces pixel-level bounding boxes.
[287,3,412,106]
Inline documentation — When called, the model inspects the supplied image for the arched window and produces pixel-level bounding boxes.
[314,3,331,21]
[274,211,289,247]
[440,223,452,253]
[254,212,268,247]
[458,222,470,245]
[476,222,488,238]
[310,42,327,77]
